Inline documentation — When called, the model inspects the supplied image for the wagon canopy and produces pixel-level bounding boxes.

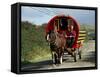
[46,15,80,48]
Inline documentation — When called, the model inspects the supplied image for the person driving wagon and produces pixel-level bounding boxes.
[65,19,76,48]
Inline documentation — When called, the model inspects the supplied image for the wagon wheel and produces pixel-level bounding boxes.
[79,50,82,59]
[77,48,82,59]
[73,51,77,62]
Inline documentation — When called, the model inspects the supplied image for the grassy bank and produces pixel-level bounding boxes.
[21,21,51,65]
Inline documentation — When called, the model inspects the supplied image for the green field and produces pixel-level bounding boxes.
[21,21,95,65]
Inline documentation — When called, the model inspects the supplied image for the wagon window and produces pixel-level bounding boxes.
[60,18,68,30]
[68,19,74,25]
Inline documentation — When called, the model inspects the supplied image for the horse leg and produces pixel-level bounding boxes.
[54,53,58,64]
[58,49,63,64]
[59,55,63,64]
[51,51,58,64]
[51,51,54,64]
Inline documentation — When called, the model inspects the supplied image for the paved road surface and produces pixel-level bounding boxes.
[21,40,96,71]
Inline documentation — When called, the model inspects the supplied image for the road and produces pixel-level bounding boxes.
[21,40,96,71]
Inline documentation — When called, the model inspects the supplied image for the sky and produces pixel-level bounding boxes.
[21,6,95,26]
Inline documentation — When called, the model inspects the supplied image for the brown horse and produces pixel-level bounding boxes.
[46,27,66,64]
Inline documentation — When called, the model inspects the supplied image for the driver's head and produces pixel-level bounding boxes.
[68,19,74,31]
[70,25,74,31]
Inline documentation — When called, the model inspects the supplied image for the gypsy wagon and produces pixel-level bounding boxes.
[45,15,86,64]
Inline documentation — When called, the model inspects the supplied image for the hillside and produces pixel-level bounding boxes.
[21,21,51,65]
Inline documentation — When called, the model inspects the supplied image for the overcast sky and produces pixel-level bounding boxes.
[21,6,95,26]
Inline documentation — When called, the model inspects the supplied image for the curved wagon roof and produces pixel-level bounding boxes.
[46,15,80,48]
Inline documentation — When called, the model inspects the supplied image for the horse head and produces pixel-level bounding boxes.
[46,30,56,44]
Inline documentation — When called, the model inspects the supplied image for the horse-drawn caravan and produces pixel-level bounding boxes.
[45,15,86,64]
